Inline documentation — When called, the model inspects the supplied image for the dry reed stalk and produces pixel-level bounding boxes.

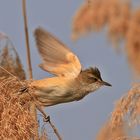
[22,0,32,79]
[39,127,48,140]
[0,6,61,140]
[0,0,62,139]
[22,0,39,139]
[48,121,62,140]
[22,1,62,139]
[36,105,62,140]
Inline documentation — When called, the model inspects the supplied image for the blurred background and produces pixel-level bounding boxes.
[0,0,140,140]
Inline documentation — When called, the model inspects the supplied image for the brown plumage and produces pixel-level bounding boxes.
[31,27,111,107]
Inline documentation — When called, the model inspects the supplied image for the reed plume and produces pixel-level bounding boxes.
[96,121,127,140]
[72,0,140,75]
[72,0,130,40]
[96,84,140,140]
[125,10,140,75]
[111,84,140,129]
[0,33,26,80]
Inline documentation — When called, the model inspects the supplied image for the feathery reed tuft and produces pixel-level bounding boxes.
[111,84,140,129]
[72,0,140,75]
[125,10,140,75]
[0,33,26,80]
[96,84,140,140]
[96,121,127,140]
[72,0,130,40]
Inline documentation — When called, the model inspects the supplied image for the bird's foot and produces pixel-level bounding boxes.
[43,115,50,123]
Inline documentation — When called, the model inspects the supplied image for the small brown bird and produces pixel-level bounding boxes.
[31,27,111,107]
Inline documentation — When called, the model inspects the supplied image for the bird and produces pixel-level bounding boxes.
[31,27,112,107]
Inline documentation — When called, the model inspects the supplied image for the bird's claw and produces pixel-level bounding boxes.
[43,115,50,122]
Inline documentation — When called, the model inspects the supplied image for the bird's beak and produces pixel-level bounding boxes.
[101,81,112,86]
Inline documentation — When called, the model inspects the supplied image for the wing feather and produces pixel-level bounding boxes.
[34,27,81,78]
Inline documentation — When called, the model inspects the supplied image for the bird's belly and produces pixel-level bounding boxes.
[33,86,76,106]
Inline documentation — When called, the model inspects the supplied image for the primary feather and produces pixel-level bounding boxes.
[34,27,81,78]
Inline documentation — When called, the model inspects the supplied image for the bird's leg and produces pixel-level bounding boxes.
[36,104,62,140]
[35,105,50,122]
[18,85,50,122]
[44,115,50,122]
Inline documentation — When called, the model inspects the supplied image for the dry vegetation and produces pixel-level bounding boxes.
[111,84,140,129]
[96,121,127,140]
[125,9,140,76]
[96,84,140,140]
[0,34,49,140]
[72,0,130,39]
[72,0,140,75]
[0,77,37,140]
[0,76,48,139]
[0,33,26,80]
[2,1,140,140]
[73,1,140,139]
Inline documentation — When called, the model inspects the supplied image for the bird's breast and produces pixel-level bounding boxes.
[31,77,78,106]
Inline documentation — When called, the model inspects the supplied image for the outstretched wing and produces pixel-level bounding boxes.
[34,27,81,78]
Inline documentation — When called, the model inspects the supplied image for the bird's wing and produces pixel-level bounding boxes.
[34,27,81,78]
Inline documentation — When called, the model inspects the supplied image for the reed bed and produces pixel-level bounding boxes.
[0,33,48,140]
[0,77,38,140]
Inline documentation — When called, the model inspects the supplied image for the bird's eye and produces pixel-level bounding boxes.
[89,77,97,82]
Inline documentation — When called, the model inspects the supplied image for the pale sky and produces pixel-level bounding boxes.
[0,0,140,140]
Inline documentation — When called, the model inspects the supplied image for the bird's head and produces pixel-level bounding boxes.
[79,67,111,92]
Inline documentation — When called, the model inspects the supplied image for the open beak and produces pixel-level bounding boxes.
[101,81,112,86]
